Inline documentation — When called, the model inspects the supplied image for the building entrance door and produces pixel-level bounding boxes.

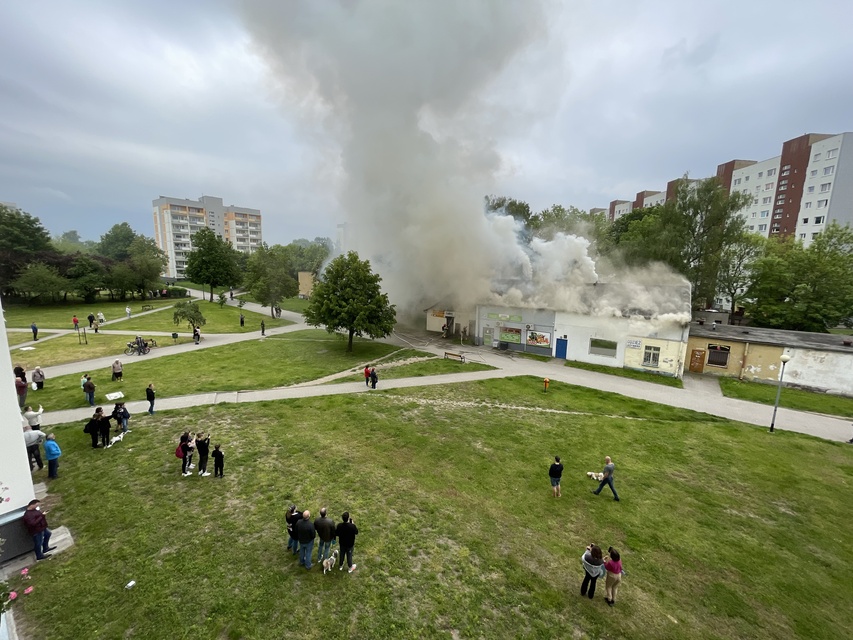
[555,338,568,359]
[689,349,706,373]
[483,327,494,347]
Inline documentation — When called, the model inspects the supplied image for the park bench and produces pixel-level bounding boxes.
[444,351,466,363]
[141,304,154,311]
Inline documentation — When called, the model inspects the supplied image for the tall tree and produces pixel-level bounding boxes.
[0,204,54,290]
[95,222,138,262]
[304,251,396,352]
[67,254,106,303]
[529,205,609,244]
[184,228,243,301]
[172,300,206,329]
[244,244,299,317]
[717,233,765,315]
[128,236,168,299]
[485,196,534,226]
[54,230,97,254]
[11,262,71,303]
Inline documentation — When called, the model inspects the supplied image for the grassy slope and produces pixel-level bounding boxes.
[13,379,853,640]
[117,302,292,334]
[719,377,853,419]
[3,299,177,329]
[35,330,404,410]
[10,333,195,369]
[565,359,684,388]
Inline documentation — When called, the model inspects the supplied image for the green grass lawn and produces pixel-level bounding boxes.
[6,330,41,346]
[117,301,293,334]
[333,357,495,384]
[829,327,853,335]
[719,377,853,419]
[565,359,684,388]
[12,378,853,639]
[237,293,310,314]
[34,330,403,410]
[10,333,195,369]
[3,299,177,329]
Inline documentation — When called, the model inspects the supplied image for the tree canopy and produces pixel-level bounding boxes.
[244,244,299,317]
[184,228,243,301]
[95,222,138,262]
[304,251,396,352]
[0,204,54,290]
[172,300,206,329]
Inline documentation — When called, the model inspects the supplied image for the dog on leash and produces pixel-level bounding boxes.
[587,471,604,481]
[322,549,339,575]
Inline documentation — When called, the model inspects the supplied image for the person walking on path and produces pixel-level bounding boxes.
[23,425,47,471]
[604,547,623,607]
[146,383,156,415]
[23,500,56,561]
[336,512,359,573]
[240,313,245,328]
[44,433,61,478]
[32,366,45,390]
[549,455,564,498]
[580,543,605,600]
[364,365,371,387]
[212,444,225,477]
[87,313,95,328]
[286,505,301,556]
[97,311,106,324]
[260,320,265,337]
[369,367,378,389]
[31,322,38,340]
[83,375,96,407]
[195,432,211,476]
[93,319,100,333]
[314,507,336,565]
[125,306,131,318]
[111,359,123,382]
[15,376,28,408]
[296,510,316,569]
[591,456,620,501]
[94,407,112,448]
[72,315,79,330]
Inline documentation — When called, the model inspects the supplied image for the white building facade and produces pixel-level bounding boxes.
[730,156,781,238]
[795,133,853,247]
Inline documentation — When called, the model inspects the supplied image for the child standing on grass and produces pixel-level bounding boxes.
[604,547,623,607]
[179,432,193,477]
[195,432,211,477]
[212,444,225,477]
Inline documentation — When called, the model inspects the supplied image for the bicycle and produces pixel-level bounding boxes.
[125,342,151,356]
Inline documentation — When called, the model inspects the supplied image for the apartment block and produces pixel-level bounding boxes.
[152,195,263,279]
[728,156,781,238]
[794,133,853,246]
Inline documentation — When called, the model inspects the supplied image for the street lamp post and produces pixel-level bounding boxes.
[770,354,791,433]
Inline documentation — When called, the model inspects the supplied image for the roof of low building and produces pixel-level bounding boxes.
[689,322,853,354]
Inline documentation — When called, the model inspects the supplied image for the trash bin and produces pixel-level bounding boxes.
[499,342,508,351]
[172,332,179,343]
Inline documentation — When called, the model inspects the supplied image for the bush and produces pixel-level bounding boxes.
[163,287,188,298]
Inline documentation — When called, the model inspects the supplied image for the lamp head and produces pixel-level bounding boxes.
[780,354,791,363]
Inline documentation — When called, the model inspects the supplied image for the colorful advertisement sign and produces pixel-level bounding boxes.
[499,327,522,343]
[526,331,551,347]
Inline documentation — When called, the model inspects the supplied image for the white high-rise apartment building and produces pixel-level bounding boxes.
[795,133,853,247]
[729,156,781,238]
[152,195,263,279]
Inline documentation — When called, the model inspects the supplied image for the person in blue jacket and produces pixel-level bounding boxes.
[44,433,62,479]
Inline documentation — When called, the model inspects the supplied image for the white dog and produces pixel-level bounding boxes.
[322,549,339,575]
[587,471,604,481]
[106,431,131,448]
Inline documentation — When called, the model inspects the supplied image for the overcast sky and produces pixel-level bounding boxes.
[1,0,851,245]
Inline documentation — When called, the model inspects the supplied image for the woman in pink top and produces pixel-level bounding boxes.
[604,547,623,607]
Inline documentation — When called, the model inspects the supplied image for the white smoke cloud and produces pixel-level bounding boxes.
[240,1,689,320]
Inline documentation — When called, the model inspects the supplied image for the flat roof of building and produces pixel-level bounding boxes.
[690,322,853,354]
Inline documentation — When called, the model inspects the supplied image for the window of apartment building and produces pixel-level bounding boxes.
[802,218,809,224]
[808,186,815,193]
[804,202,812,209]
[742,189,749,195]
[774,208,783,214]
[826,148,838,159]
[758,171,764,178]
[813,232,820,239]
[776,197,786,205]
[779,179,788,185]
[750,212,756,218]
[783,164,791,170]
[820,182,831,192]
[643,346,660,368]
[762,196,771,204]
[753,198,758,205]
[758,224,767,231]
[817,199,828,208]
[779,185,787,190]
[764,183,773,190]
[733,178,741,186]
[824,165,835,175]
[813,152,821,161]
[744,175,750,182]
[800,233,806,239]
[760,210,769,218]
[767,168,777,176]
[781,170,790,177]
[707,345,730,367]
[589,338,618,358]
[810,169,818,177]
[749,225,755,231]
[815,216,825,224]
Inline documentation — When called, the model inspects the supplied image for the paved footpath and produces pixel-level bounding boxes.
[32,315,853,442]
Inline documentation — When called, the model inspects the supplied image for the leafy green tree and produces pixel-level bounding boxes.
[172,300,207,330]
[0,204,54,290]
[485,195,534,227]
[529,205,609,244]
[104,262,138,301]
[304,251,396,352]
[95,222,138,262]
[67,254,106,303]
[747,223,853,331]
[184,228,243,301]
[11,262,71,303]
[244,244,299,317]
[717,233,765,314]
[54,230,97,254]
[128,236,168,299]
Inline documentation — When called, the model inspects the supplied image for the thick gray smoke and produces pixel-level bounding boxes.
[241,1,688,320]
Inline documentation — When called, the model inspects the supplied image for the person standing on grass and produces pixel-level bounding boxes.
[85,412,100,448]
[195,432,211,476]
[23,425,47,471]
[296,510,316,569]
[32,366,45,390]
[72,315,79,330]
[193,326,201,345]
[580,543,605,600]
[364,365,371,387]
[336,512,359,573]
[591,456,620,501]
[369,367,378,389]
[23,500,56,561]
[44,433,61,478]
[94,407,112,448]
[112,402,130,432]
[14,364,27,383]
[240,313,245,328]
[212,444,225,477]
[83,375,96,407]
[286,505,301,556]
[23,405,44,428]
[15,376,28,408]
[604,547,623,607]
[31,322,38,341]
[314,507,336,565]
[549,455,564,498]
[112,359,123,382]
[146,383,156,415]
[179,432,193,476]
[260,320,265,337]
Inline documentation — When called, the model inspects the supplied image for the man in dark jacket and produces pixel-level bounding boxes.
[22,499,56,560]
[314,507,336,565]
[295,510,316,569]
[146,384,156,415]
[335,511,359,573]
[195,432,211,477]
[286,506,300,556]
[83,376,96,407]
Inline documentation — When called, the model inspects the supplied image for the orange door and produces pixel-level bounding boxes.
[689,349,705,373]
